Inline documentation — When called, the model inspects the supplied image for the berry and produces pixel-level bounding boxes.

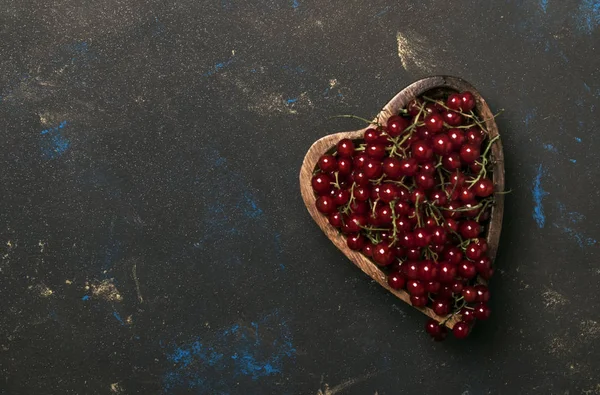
[387,271,406,290]
[437,262,457,283]
[382,157,403,179]
[414,228,432,248]
[459,144,480,163]
[347,234,365,250]
[407,280,425,296]
[432,299,450,315]
[417,260,437,281]
[460,307,475,323]
[443,247,463,265]
[400,158,418,176]
[318,155,337,172]
[461,91,476,111]
[446,93,462,111]
[465,241,484,260]
[443,110,463,127]
[410,295,427,307]
[425,319,447,341]
[337,158,353,176]
[474,178,494,197]
[366,143,387,159]
[362,242,374,257]
[386,115,409,137]
[462,286,477,302]
[466,127,485,146]
[373,243,395,266]
[458,261,477,280]
[311,173,331,195]
[474,284,490,302]
[364,159,383,179]
[453,321,470,339]
[337,139,355,157]
[403,261,419,280]
[316,196,336,214]
[459,220,481,239]
[407,98,423,116]
[442,153,462,171]
[328,212,343,228]
[424,113,444,133]
[411,140,434,162]
[378,183,398,203]
[473,303,491,320]
[447,128,466,151]
[432,133,452,155]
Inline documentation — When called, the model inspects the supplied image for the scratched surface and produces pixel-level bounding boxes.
[0,0,599,394]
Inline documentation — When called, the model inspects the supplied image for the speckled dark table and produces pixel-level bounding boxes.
[1,1,599,394]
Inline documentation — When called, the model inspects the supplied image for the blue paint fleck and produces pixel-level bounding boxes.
[570,159,577,163]
[524,110,537,127]
[576,0,600,34]
[281,65,305,74]
[375,6,390,17]
[240,192,263,219]
[532,165,549,228]
[250,68,257,73]
[557,202,586,224]
[291,0,299,8]
[82,295,90,301]
[555,224,598,248]
[162,311,295,393]
[286,98,298,104]
[575,137,582,142]
[40,121,70,160]
[540,0,548,12]
[113,311,126,326]
[543,143,558,153]
[203,57,235,77]
[583,82,592,92]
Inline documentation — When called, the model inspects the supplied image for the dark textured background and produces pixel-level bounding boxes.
[1,0,599,394]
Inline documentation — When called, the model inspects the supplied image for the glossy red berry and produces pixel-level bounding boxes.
[417,260,437,281]
[442,153,462,171]
[474,303,491,320]
[386,115,409,137]
[424,113,444,133]
[407,280,425,296]
[458,261,477,280]
[364,159,383,179]
[453,321,470,339]
[373,243,395,266]
[459,144,480,164]
[459,220,481,239]
[432,299,450,315]
[461,92,476,111]
[465,241,484,260]
[316,196,336,214]
[432,133,452,155]
[387,271,406,289]
[318,155,337,172]
[399,158,418,176]
[311,173,331,195]
[411,140,434,162]
[382,157,402,179]
[328,212,343,228]
[460,307,475,323]
[337,139,355,157]
[402,261,419,280]
[425,319,447,341]
[474,178,494,197]
[462,286,477,302]
[446,93,462,111]
[443,110,463,127]
[465,127,485,146]
[474,284,490,303]
[443,247,463,265]
[410,295,427,307]
[437,262,456,283]
[447,128,465,151]
[347,234,365,250]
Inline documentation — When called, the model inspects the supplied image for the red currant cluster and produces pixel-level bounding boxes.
[312,91,500,341]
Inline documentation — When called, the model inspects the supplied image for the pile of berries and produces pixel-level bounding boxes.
[312,91,500,340]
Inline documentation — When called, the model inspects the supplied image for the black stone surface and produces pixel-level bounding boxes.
[1,1,599,394]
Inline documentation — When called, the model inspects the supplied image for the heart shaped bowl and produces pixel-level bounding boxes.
[299,76,504,329]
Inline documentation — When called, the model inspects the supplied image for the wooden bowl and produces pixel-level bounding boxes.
[299,76,504,329]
